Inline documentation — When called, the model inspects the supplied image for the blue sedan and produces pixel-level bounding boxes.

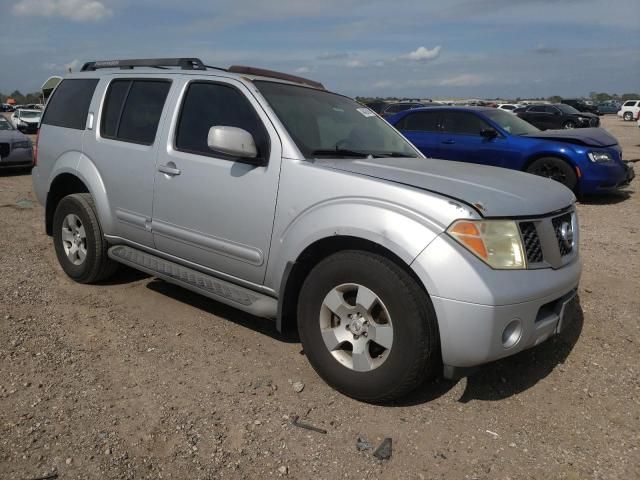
[388,106,634,194]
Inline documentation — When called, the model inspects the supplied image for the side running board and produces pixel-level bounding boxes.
[108,245,277,319]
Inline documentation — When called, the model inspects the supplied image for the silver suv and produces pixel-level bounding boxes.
[33,58,581,402]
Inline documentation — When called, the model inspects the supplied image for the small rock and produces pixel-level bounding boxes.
[356,436,373,451]
[277,465,288,475]
[66,457,72,465]
[373,437,392,460]
[254,420,262,425]
[292,381,304,393]
[104,447,111,455]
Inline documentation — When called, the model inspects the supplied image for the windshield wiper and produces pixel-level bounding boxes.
[311,148,373,158]
[372,151,417,158]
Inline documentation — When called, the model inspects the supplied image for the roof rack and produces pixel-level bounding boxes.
[81,58,206,72]
[228,65,325,89]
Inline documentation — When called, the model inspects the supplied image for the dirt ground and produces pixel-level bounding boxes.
[1,115,639,480]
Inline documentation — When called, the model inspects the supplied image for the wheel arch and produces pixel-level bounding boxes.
[276,235,432,334]
[45,173,89,235]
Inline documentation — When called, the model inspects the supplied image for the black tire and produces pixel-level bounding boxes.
[623,112,633,121]
[52,193,118,284]
[562,120,576,129]
[526,157,578,191]
[297,250,440,403]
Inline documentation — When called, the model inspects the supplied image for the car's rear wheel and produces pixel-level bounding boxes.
[623,112,633,121]
[52,193,118,284]
[297,250,440,403]
[563,120,576,129]
[526,157,578,191]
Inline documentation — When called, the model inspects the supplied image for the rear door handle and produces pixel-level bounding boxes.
[158,163,181,176]
[442,139,456,144]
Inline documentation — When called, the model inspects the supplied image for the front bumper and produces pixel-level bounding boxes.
[411,233,581,370]
[580,161,635,193]
[0,145,33,167]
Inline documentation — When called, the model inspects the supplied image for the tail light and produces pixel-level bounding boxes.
[33,129,40,166]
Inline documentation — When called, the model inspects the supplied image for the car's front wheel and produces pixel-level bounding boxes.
[52,193,118,284]
[526,157,578,191]
[563,120,576,129]
[297,250,440,402]
[623,111,633,121]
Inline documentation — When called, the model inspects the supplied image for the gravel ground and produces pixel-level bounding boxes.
[1,115,639,479]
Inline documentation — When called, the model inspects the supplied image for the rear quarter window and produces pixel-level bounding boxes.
[42,79,99,130]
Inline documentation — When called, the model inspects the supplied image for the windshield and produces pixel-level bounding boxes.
[556,104,580,115]
[254,81,418,158]
[20,110,40,119]
[485,109,540,135]
[0,117,13,130]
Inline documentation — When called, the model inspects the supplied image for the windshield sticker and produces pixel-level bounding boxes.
[357,107,376,118]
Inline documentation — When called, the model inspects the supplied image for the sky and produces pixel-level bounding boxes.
[1,0,639,99]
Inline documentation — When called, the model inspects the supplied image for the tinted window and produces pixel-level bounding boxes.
[42,79,98,130]
[101,80,170,145]
[441,111,489,135]
[397,111,441,131]
[529,105,547,113]
[101,80,130,138]
[176,82,269,159]
[385,104,415,114]
[623,101,634,106]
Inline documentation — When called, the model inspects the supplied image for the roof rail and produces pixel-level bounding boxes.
[81,58,206,72]
[228,65,325,89]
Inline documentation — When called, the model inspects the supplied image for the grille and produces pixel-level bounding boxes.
[552,213,574,256]
[519,221,543,263]
[589,118,599,127]
[0,143,10,158]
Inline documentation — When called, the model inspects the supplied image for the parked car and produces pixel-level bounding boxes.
[561,99,600,115]
[617,100,640,121]
[34,57,582,402]
[379,102,427,118]
[596,101,621,114]
[1,103,15,112]
[10,108,41,133]
[497,103,520,113]
[515,104,599,130]
[389,106,634,194]
[0,116,34,168]
[364,100,390,114]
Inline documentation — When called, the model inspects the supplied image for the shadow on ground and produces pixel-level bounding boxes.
[579,190,633,205]
[145,278,300,343]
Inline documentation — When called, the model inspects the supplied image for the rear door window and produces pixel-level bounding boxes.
[440,111,489,135]
[101,79,171,145]
[42,79,99,130]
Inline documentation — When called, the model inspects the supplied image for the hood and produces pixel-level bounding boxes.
[523,127,617,147]
[0,130,29,142]
[569,111,597,119]
[314,157,575,218]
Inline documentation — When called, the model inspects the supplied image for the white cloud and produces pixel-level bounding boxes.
[294,66,310,74]
[12,0,112,21]
[346,59,365,68]
[401,46,442,61]
[438,73,487,87]
[42,58,81,72]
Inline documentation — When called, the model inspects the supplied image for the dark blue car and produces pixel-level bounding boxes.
[388,106,634,194]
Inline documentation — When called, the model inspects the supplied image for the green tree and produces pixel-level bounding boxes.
[548,95,562,103]
[621,93,640,101]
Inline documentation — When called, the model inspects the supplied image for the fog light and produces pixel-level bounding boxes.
[502,319,522,349]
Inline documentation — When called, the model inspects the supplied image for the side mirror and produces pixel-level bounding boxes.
[480,128,498,139]
[207,126,260,161]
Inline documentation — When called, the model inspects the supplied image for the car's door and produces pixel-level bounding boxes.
[151,78,282,285]
[83,77,173,247]
[436,111,507,166]
[521,105,552,130]
[394,110,443,158]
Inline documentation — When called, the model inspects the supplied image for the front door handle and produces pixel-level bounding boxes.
[442,139,456,144]
[158,163,181,176]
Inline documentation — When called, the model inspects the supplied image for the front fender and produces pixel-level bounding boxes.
[264,197,446,292]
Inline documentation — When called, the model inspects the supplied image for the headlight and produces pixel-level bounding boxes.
[588,151,613,163]
[12,141,31,149]
[447,220,526,269]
